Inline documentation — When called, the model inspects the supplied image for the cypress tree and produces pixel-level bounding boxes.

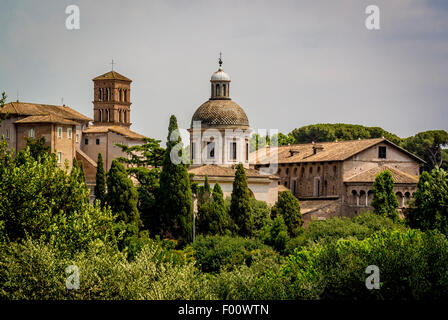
[230,163,254,236]
[198,175,212,206]
[157,115,193,241]
[271,190,303,237]
[197,182,229,236]
[106,159,141,228]
[372,170,399,221]
[78,161,86,184]
[94,153,106,204]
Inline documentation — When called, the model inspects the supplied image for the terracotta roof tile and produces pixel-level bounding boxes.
[345,165,418,184]
[93,71,132,82]
[1,102,92,122]
[188,164,278,179]
[15,114,79,125]
[82,125,145,140]
[251,138,423,164]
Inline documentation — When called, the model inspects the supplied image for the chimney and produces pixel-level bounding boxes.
[313,144,324,155]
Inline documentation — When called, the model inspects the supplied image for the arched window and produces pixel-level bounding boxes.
[107,88,110,101]
[301,167,305,177]
[333,165,337,176]
[107,109,110,122]
[223,84,226,96]
[119,89,122,102]
[317,166,321,174]
[294,167,298,176]
[99,109,103,122]
[309,167,313,174]
[124,89,127,102]
[286,167,289,175]
[216,84,221,96]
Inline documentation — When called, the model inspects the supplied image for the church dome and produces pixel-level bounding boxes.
[191,99,249,128]
[211,67,230,81]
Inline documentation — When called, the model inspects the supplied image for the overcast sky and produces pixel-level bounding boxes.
[0,0,447,142]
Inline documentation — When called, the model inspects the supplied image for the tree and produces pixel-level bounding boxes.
[106,159,141,230]
[94,153,106,204]
[116,137,165,236]
[406,167,448,235]
[197,183,229,236]
[0,141,116,254]
[289,123,401,145]
[402,130,448,172]
[157,115,193,241]
[371,170,399,221]
[24,137,50,161]
[271,190,303,237]
[230,163,254,236]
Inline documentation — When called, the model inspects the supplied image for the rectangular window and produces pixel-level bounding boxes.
[246,143,249,161]
[57,152,62,164]
[207,142,215,159]
[378,146,387,159]
[85,138,89,145]
[67,128,72,139]
[96,138,100,145]
[191,142,196,160]
[57,127,62,139]
[230,142,237,160]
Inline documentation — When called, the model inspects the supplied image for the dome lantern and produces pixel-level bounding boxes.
[210,53,230,100]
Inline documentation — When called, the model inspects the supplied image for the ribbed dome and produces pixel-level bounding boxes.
[191,99,249,128]
[211,67,230,81]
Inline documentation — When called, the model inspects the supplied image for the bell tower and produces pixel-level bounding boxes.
[92,66,132,127]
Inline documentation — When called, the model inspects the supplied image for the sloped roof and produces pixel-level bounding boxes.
[188,164,278,179]
[92,71,132,82]
[82,125,145,140]
[15,114,79,125]
[1,102,92,122]
[345,165,419,184]
[251,138,424,164]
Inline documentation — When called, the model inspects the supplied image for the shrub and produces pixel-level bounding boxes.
[0,238,214,300]
[191,235,274,273]
[256,229,448,300]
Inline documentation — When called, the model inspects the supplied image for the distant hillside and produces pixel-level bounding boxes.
[289,123,402,145]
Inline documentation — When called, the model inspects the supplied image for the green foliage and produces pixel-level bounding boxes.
[406,167,448,235]
[24,137,50,161]
[250,198,271,236]
[157,115,193,242]
[402,130,448,172]
[0,238,214,299]
[116,137,165,236]
[94,153,106,204]
[371,170,399,221]
[106,160,141,230]
[262,215,289,253]
[197,183,230,236]
[255,229,448,300]
[271,190,302,237]
[230,164,254,237]
[289,123,402,145]
[0,140,117,255]
[191,235,273,273]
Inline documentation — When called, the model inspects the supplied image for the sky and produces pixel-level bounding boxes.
[0,0,447,143]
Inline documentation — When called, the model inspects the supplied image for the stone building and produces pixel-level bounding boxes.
[252,138,424,221]
[188,59,279,205]
[0,69,146,187]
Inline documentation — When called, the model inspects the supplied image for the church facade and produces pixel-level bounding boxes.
[188,60,279,206]
[0,70,146,188]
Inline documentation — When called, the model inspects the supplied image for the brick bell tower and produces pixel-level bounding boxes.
[92,65,132,128]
